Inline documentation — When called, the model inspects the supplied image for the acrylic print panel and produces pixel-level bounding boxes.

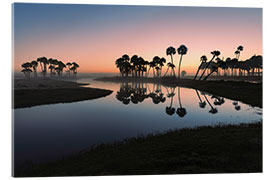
[12,3,262,177]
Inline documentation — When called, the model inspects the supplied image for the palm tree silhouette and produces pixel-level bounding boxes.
[21,62,33,77]
[177,45,188,78]
[159,57,166,77]
[176,87,187,117]
[66,62,72,76]
[37,57,49,77]
[71,62,79,77]
[163,62,176,77]
[236,45,244,59]
[195,90,206,108]
[194,55,207,80]
[165,46,176,77]
[199,50,220,80]
[31,60,38,77]
[203,65,218,80]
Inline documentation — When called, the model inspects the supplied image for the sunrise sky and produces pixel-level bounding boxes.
[13,3,262,75]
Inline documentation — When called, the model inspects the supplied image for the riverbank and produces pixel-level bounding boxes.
[15,122,262,177]
[13,78,113,109]
[95,77,262,108]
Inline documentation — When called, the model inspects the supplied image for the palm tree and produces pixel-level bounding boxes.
[165,46,176,77]
[203,65,218,80]
[130,55,139,77]
[153,56,160,77]
[199,50,220,80]
[148,59,157,77]
[115,57,124,77]
[56,61,66,76]
[48,65,55,76]
[176,87,187,117]
[163,63,176,77]
[71,62,79,77]
[159,57,166,77]
[21,62,32,77]
[31,60,38,77]
[66,62,72,76]
[194,55,207,80]
[181,70,187,77]
[236,45,244,59]
[177,45,188,78]
[37,57,48,77]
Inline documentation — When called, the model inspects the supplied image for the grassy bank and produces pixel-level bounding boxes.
[15,122,262,177]
[95,77,262,108]
[13,78,113,109]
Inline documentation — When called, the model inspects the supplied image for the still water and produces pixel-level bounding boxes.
[14,78,262,167]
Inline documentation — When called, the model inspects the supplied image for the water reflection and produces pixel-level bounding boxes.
[14,79,262,167]
[115,82,243,116]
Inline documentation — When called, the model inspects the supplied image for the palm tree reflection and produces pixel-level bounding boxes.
[211,95,225,106]
[202,92,218,114]
[233,101,241,111]
[165,87,176,115]
[195,90,206,108]
[176,87,187,117]
[115,83,242,116]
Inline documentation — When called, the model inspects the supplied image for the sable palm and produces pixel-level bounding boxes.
[31,60,38,77]
[159,57,166,77]
[177,45,188,78]
[236,45,244,59]
[21,62,32,77]
[72,62,79,76]
[165,46,176,77]
[130,55,139,77]
[153,56,160,77]
[37,57,48,77]
[199,50,220,80]
[194,55,207,80]
[115,57,124,77]
[163,62,176,77]
[66,62,72,76]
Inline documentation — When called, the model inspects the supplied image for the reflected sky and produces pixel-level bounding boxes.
[13,78,262,167]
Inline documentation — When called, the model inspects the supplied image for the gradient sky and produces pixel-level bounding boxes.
[13,3,262,74]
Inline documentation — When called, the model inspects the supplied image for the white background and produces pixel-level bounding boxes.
[0,0,268,179]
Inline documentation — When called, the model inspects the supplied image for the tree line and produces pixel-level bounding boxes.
[194,46,262,80]
[115,45,188,78]
[21,57,79,77]
[115,45,262,80]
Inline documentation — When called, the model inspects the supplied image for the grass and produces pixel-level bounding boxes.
[15,122,262,177]
[95,76,262,108]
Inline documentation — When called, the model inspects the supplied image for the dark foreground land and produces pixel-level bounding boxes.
[16,122,262,177]
[13,78,113,109]
[95,76,262,108]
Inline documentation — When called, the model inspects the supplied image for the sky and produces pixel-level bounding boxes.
[13,3,262,75]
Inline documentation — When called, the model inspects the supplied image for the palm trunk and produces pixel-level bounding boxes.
[203,69,216,81]
[199,56,215,80]
[178,55,183,78]
[194,63,203,80]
